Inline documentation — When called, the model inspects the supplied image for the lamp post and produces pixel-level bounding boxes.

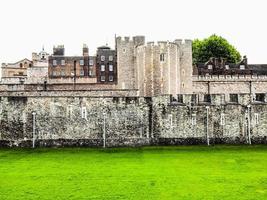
[32,112,36,148]
[206,106,210,146]
[103,111,106,148]
[247,104,251,145]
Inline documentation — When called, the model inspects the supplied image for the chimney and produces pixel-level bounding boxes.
[214,58,219,67]
[53,45,65,56]
[83,44,89,57]
[220,58,226,67]
[242,55,248,65]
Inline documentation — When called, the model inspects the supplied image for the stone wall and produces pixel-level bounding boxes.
[1,92,267,147]
[193,75,267,94]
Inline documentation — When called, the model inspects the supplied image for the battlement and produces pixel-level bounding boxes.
[116,36,145,46]
[144,41,178,48]
[193,74,267,82]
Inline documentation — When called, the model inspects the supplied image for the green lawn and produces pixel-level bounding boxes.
[0,146,267,200]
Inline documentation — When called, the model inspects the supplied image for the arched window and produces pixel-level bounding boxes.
[20,63,23,68]
[160,53,165,62]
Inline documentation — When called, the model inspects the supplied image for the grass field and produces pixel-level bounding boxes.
[0,146,267,200]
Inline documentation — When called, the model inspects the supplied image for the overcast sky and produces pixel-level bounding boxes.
[0,0,266,64]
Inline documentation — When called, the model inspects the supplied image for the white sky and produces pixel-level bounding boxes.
[0,0,266,64]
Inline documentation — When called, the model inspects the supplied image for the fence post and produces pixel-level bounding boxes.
[103,112,106,148]
[32,112,36,148]
[206,106,210,146]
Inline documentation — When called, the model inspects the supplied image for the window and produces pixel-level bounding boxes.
[208,64,213,70]
[80,59,84,66]
[191,114,196,125]
[254,113,259,125]
[109,75,113,82]
[89,67,93,76]
[229,94,238,103]
[53,60,57,66]
[101,75,105,82]
[101,56,105,61]
[101,65,105,72]
[168,114,173,127]
[177,94,183,103]
[220,113,225,126]
[225,65,229,70]
[18,72,23,76]
[52,71,57,76]
[255,93,265,102]
[67,105,73,118]
[81,107,87,119]
[61,60,65,66]
[20,63,23,68]
[160,53,165,62]
[123,48,126,53]
[109,64,113,71]
[89,59,94,66]
[80,70,84,76]
[61,70,65,76]
[109,56,113,61]
[191,94,197,104]
[29,64,32,67]
[240,65,245,70]
[204,94,211,103]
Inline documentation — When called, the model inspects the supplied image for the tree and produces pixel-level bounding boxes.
[192,34,241,64]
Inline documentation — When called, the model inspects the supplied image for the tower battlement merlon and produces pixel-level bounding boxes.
[184,39,192,45]
[116,36,145,46]
[147,41,154,47]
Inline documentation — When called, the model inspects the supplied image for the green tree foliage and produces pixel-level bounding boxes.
[192,35,241,64]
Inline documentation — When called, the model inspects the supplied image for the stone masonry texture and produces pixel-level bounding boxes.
[1,92,267,147]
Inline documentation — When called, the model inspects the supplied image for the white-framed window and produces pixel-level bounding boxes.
[192,113,197,125]
[168,114,173,127]
[109,55,113,61]
[101,65,105,72]
[220,113,225,126]
[101,56,105,61]
[67,105,73,118]
[80,59,84,66]
[109,75,113,82]
[101,75,105,82]
[109,64,113,71]
[240,65,245,70]
[225,65,229,70]
[160,53,165,62]
[61,70,65,76]
[53,60,57,66]
[89,59,94,66]
[81,107,87,119]
[61,60,65,66]
[52,71,57,76]
[80,70,84,76]
[254,113,259,125]
[89,68,92,76]
[208,64,213,70]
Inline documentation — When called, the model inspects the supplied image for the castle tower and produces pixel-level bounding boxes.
[175,39,193,94]
[116,36,145,90]
[136,41,180,97]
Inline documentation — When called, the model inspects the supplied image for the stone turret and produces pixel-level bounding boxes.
[116,36,145,90]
